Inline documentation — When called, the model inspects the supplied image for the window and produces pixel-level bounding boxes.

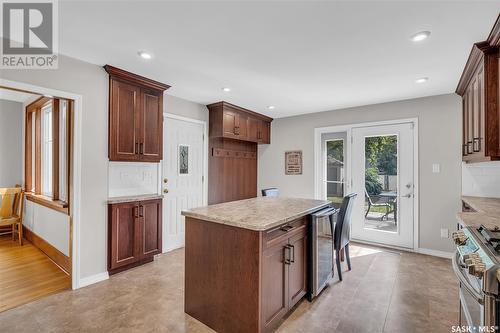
[325,138,345,210]
[179,145,189,175]
[42,104,53,197]
[25,97,72,214]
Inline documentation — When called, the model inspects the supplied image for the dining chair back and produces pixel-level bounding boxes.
[261,188,279,197]
[332,192,357,281]
[0,187,24,245]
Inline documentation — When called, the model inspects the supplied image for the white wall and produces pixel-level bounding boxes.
[462,161,500,198]
[0,99,23,187]
[23,201,70,256]
[258,94,462,253]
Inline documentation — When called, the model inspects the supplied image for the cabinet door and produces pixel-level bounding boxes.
[261,238,289,330]
[247,117,260,142]
[139,89,163,162]
[235,112,248,139]
[288,229,308,308]
[260,121,271,144]
[109,80,140,161]
[109,203,140,270]
[223,111,238,138]
[139,199,162,257]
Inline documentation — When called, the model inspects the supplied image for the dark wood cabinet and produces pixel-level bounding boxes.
[108,198,162,274]
[207,101,272,204]
[261,219,307,332]
[105,65,170,162]
[208,101,272,144]
[456,16,500,163]
[185,215,309,333]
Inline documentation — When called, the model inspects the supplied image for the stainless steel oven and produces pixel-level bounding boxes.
[452,227,500,332]
[308,206,337,301]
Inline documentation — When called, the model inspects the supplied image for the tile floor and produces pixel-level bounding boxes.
[0,244,458,333]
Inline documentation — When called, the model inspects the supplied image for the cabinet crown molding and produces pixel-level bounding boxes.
[455,41,497,96]
[487,14,500,47]
[207,101,273,122]
[104,65,171,92]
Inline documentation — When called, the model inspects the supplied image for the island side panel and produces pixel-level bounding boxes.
[185,217,262,333]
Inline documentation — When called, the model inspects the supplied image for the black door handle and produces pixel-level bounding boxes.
[139,205,144,217]
[284,245,292,265]
[289,244,295,263]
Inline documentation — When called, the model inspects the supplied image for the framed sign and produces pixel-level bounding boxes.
[285,150,302,175]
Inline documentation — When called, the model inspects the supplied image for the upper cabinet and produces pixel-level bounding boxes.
[456,16,500,163]
[207,101,272,144]
[105,65,170,162]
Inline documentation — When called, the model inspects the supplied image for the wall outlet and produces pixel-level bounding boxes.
[432,164,440,173]
[440,228,449,238]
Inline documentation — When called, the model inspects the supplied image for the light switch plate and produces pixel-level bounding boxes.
[440,228,449,238]
[432,164,440,173]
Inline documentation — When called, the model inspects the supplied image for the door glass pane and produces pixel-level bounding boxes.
[179,145,189,175]
[364,135,398,232]
[326,139,344,210]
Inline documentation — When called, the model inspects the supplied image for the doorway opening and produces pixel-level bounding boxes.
[315,119,418,250]
[0,86,74,312]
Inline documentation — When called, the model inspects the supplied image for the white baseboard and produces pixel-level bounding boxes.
[415,248,454,259]
[77,271,109,289]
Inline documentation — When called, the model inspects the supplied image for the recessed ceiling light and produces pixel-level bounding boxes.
[415,77,429,84]
[410,31,431,42]
[267,105,275,110]
[138,51,152,59]
[222,87,231,92]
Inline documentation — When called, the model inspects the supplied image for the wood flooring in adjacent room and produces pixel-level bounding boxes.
[0,244,458,333]
[0,235,71,313]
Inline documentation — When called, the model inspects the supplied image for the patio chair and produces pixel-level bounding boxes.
[364,188,391,221]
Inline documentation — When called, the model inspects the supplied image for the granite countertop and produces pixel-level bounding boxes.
[457,196,500,229]
[181,197,331,231]
[108,194,163,204]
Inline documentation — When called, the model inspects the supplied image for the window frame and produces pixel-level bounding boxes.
[25,96,72,215]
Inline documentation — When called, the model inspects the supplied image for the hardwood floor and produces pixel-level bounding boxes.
[0,235,71,313]
[0,243,458,333]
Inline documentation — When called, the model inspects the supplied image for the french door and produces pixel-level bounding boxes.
[351,122,415,248]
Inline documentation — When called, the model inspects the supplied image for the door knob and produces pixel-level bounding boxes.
[402,193,412,198]
[405,183,412,189]
[163,189,169,193]
[163,178,168,183]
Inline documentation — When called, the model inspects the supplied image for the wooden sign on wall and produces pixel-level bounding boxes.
[285,151,302,175]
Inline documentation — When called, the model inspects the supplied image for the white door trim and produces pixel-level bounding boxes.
[163,113,208,206]
[1,78,84,289]
[313,117,419,250]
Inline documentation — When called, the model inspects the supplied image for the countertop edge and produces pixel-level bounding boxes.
[182,201,331,231]
[108,194,164,204]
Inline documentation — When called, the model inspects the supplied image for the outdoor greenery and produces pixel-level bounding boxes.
[364,135,397,195]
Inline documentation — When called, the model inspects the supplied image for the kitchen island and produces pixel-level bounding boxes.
[181,197,330,333]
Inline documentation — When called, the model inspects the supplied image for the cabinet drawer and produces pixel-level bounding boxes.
[263,217,307,249]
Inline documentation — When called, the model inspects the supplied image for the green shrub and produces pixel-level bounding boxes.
[365,167,382,195]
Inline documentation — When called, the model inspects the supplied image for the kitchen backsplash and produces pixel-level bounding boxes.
[462,161,500,198]
[108,162,160,197]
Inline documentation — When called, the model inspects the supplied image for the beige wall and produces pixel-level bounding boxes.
[1,55,208,283]
[258,94,462,253]
[0,100,23,187]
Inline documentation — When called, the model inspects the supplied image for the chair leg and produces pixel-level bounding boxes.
[365,202,371,218]
[336,249,342,281]
[18,222,23,246]
[345,244,352,271]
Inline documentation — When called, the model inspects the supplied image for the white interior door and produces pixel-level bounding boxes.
[163,115,205,252]
[351,122,415,248]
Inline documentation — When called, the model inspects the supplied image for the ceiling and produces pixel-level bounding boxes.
[0,87,41,104]
[59,1,500,118]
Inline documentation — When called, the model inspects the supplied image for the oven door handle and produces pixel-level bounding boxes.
[452,251,484,305]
